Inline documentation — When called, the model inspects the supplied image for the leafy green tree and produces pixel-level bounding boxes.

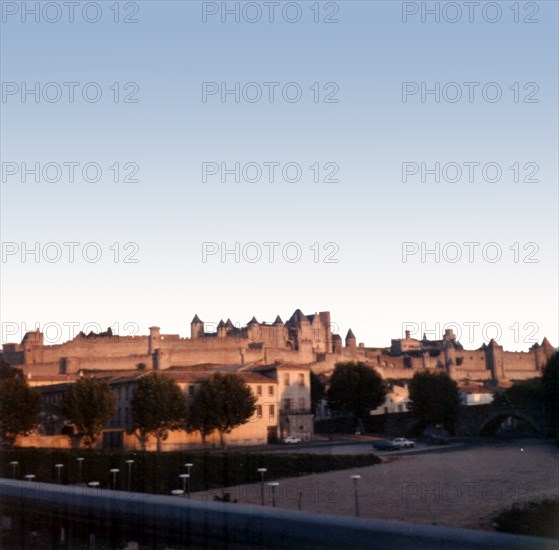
[492,378,543,408]
[408,370,461,431]
[0,359,24,380]
[327,362,387,429]
[310,371,327,412]
[62,378,116,448]
[187,373,257,446]
[542,352,559,439]
[131,372,188,451]
[0,375,42,445]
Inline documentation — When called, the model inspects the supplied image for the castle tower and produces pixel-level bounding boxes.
[332,334,343,354]
[531,337,555,371]
[443,340,457,379]
[345,329,357,353]
[190,314,204,339]
[319,311,333,353]
[148,326,161,354]
[487,338,505,383]
[217,320,227,339]
[273,315,284,346]
[247,316,260,342]
[22,330,44,365]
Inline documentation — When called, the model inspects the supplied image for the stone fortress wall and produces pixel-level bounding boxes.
[1,310,555,386]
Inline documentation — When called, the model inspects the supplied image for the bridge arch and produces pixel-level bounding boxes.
[479,410,542,436]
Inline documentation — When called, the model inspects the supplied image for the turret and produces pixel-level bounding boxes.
[191,314,204,339]
[247,316,260,342]
[443,340,457,379]
[273,315,284,346]
[217,320,227,339]
[345,329,357,352]
[148,326,161,354]
[487,338,505,382]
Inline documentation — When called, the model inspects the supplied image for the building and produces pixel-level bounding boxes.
[19,362,313,451]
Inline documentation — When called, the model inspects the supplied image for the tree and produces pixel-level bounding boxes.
[327,362,387,429]
[0,375,42,445]
[492,378,543,408]
[310,371,326,412]
[187,373,257,446]
[131,372,188,451]
[542,352,559,439]
[0,359,24,381]
[408,370,461,431]
[62,378,116,448]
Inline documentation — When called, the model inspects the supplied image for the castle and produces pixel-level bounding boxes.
[1,309,554,387]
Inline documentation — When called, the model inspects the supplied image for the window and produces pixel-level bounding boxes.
[298,398,305,410]
[284,398,292,411]
[188,385,195,396]
[298,373,304,386]
[256,404,262,417]
[284,373,290,386]
[268,385,274,396]
[269,404,275,421]
[257,385,262,396]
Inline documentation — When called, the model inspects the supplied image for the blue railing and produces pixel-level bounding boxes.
[0,479,556,550]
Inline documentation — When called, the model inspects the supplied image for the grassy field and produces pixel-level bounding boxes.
[0,448,380,495]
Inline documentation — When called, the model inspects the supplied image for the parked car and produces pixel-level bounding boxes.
[283,436,302,444]
[373,439,397,450]
[390,437,415,449]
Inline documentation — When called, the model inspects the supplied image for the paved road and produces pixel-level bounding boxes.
[192,438,559,532]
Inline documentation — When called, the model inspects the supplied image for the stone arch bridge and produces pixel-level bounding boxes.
[382,404,546,437]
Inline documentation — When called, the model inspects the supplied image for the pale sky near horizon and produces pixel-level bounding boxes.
[1,1,557,351]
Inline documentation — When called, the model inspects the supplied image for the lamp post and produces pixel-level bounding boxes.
[184,463,193,496]
[267,482,279,507]
[125,460,134,491]
[110,468,119,490]
[257,468,267,505]
[350,475,361,517]
[77,458,84,485]
[55,464,64,484]
[9,461,18,480]
[179,474,190,498]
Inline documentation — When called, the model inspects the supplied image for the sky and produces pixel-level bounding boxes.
[1,0,557,351]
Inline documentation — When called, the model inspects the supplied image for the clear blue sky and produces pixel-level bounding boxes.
[1,1,557,351]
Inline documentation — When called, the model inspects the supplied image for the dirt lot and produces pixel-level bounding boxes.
[191,439,559,531]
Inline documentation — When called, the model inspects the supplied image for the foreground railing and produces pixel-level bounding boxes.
[0,479,556,550]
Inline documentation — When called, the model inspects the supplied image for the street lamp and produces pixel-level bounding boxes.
[9,461,18,479]
[179,474,190,498]
[125,460,134,491]
[184,463,193,496]
[76,458,84,485]
[55,464,64,484]
[25,474,35,482]
[110,468,120,490]
[267,482,279,507]
[350,475,361,517]
[171,489,184,497]
[257,468,267,505]
[88,481,100,488]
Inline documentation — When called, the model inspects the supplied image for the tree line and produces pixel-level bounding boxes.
[0,362,257,451]
[1,353,558,448]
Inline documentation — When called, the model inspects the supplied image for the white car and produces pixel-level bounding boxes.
[390,437,415,449]
[283,436,302,444]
